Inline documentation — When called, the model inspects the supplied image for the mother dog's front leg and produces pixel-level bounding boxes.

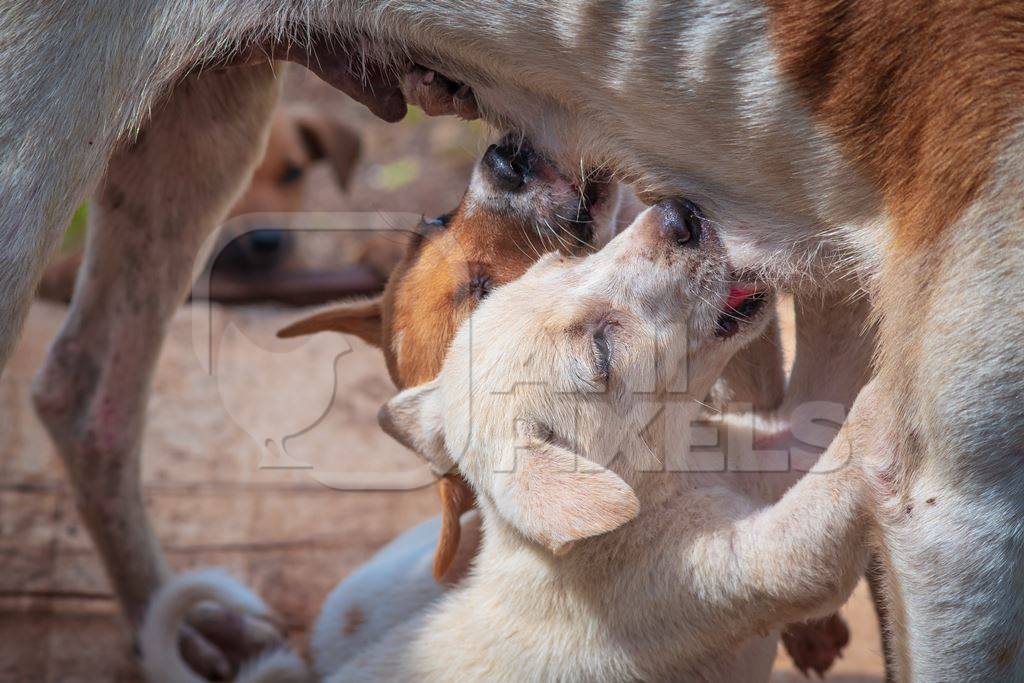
[31,63,281,679]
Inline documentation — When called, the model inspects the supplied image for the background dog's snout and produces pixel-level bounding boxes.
[247,229,288,254]
[483,143,529,191]
[218,227,294,272]
[654,199,703,248]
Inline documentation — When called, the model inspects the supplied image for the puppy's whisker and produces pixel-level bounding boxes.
[543,217,575,253]
[522,220,543,261]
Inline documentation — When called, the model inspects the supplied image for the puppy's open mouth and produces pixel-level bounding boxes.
[715,284,769,338]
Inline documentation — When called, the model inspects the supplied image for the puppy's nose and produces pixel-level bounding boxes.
[483,143,529,191]
[654,199,702,247]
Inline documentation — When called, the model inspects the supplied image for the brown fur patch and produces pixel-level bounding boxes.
[380,205,559,387]
[433,474,477,581]
[439,510,482,586]
[765,1,1024,249]
[342,605,365,637]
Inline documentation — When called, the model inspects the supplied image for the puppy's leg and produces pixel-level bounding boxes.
[31,64,281,678]
[714,302,852,677]
[693,380,884,635]
[773,290,878,677]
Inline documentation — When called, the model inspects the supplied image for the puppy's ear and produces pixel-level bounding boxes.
[276,297,383,348]
[293,110,362,190]
[489,435,639,555]
[378,379,454,473]
[433,474,477,582]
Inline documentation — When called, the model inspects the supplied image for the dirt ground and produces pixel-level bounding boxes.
[0,68,885,681]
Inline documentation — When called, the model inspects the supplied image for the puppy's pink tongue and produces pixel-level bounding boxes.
[726,287,756,310]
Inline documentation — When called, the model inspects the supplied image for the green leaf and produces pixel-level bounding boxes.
[62,203,88,251]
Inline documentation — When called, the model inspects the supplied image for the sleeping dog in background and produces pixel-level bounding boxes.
[37,105,362,303]
[142,198,878,682]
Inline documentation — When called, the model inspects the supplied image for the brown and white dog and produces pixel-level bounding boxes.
[141,199,877,683]
[5,3,1022,680]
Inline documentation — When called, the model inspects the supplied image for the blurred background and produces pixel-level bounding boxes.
[0,66,883,681]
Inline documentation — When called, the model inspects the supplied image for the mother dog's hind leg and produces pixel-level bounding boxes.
[31,63,281,679]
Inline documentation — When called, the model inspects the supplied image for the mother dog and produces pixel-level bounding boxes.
[2,2,1022,681]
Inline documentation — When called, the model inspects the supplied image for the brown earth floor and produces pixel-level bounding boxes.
[1,302,884,682]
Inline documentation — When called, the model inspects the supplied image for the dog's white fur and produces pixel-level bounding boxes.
[4,2,1021,679]
[143,206,875,682]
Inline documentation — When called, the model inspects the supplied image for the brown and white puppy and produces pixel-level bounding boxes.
[11,3,1022,679]
[279,134,622,582]
[142,200,876,683]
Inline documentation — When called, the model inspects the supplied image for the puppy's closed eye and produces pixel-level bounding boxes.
[455,263,493,303]
[468,273,493,301]
[592,319,619,380]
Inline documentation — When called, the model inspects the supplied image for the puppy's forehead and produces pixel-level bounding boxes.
[460,261,601,361]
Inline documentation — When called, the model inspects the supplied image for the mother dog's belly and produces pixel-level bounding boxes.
[388,0,1017,288]
[429,0,886,281]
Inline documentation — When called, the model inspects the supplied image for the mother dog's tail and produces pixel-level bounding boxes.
[140,569,310,683]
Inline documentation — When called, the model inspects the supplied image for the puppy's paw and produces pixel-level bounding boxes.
[782,613,850,678]
[401,66,480,119]
[180,601,285,679]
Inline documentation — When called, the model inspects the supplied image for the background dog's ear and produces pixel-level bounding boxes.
[276,297,383,347]
[378,379,454,472]
[490,436,639,555]
[293,110,362,189]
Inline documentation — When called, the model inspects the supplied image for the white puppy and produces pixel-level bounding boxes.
[143,199,876,682]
